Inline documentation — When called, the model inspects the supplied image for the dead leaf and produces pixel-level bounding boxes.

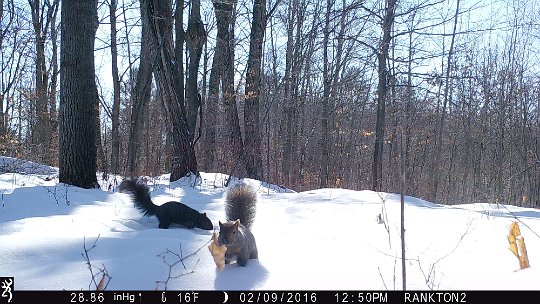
[208,232,227,271]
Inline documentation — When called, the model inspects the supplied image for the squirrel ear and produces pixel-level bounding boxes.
[234,219,240,228]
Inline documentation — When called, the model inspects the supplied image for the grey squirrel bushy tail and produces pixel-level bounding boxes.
[225,182,257,228]
[218,181,258,267]
[119,178,213,230]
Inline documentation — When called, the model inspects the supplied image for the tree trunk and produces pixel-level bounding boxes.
[288,0,307,189]
[126,0,153,176]
[372,0,396,192]
[59,0,98,188]
[173,0,184,116]
[0,0,3,46]
[0,0,5,136]
[405,11,415,194]
[202,0,232,171]
[281,0,296,186]
[429,0,459,202]
[95,88,107,175]
[243,0,267,180]
[110,0,121,174]
[324,0,347,187]
[400,128,406,290]
[49,2,59,163]
[320,0,331,188]
[185,0,205,142]
[221,1,246,178]
[144,0,197,181]
[29,0,57,165]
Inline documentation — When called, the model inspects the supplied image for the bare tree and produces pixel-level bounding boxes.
[1,1,30,156]
[3,0,538,208]
[281,0,297,186]
[244,0,277,180]
[320,0,332,188]
[221,0,246,178]
[173,0,184,117]
[0,0,8,137]
[0,0,3,46]
[201,0,233,171]
[59,0,99,188]
[429,0,460,202]
[126,0,153,176]
[143,0,198,181]
[110,0,121,174]
[372,0,396,192]
[185,0,206,141]
[48,0,59,157]
[28,0,59,164]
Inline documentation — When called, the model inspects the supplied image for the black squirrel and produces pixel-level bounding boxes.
[119,178,213,230]
[218,182,258,267]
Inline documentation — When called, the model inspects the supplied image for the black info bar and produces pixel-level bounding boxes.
[1,290,538,304]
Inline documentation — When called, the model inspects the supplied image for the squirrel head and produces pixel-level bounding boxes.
[198,212,214,230]
[217,219,242,246]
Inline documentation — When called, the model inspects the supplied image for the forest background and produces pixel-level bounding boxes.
[1,0,539,207]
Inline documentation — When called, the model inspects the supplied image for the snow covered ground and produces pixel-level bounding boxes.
[1,156,539,291]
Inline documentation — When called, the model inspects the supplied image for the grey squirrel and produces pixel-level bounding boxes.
[119,178,213,230]
[218,182,258,267]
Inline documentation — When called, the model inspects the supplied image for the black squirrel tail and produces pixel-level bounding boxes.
[119,178,158,217]
[225,182,257,228]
